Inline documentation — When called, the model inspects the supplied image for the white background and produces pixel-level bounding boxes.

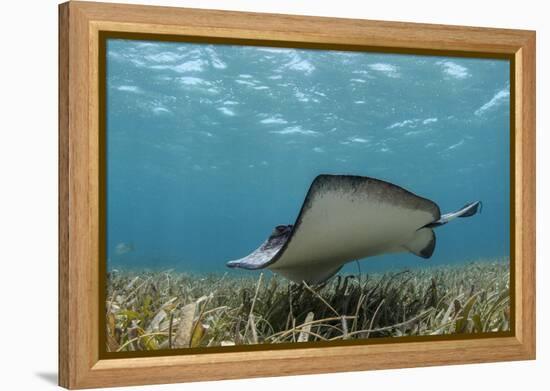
[0,0,547,389]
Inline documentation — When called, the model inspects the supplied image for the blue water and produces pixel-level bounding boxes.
[106,39,510,275]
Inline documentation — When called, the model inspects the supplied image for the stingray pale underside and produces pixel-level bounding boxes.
[227,175,441,284]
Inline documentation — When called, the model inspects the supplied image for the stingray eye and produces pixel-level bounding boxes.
[271,225,287,237]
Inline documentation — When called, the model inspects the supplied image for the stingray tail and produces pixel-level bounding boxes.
[425,201,482,228]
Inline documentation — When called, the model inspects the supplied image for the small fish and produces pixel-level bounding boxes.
[115,242,134,255]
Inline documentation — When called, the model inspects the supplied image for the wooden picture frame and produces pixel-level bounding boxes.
[59,1,536,389]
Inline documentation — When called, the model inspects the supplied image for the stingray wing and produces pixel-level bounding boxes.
[268,175,440,277]
[226,225,292,270]
[226,237,287,270]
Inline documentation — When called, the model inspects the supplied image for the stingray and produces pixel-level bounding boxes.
[227,174,482,284]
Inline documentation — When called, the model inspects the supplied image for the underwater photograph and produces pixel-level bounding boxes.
[104,38,511,353]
